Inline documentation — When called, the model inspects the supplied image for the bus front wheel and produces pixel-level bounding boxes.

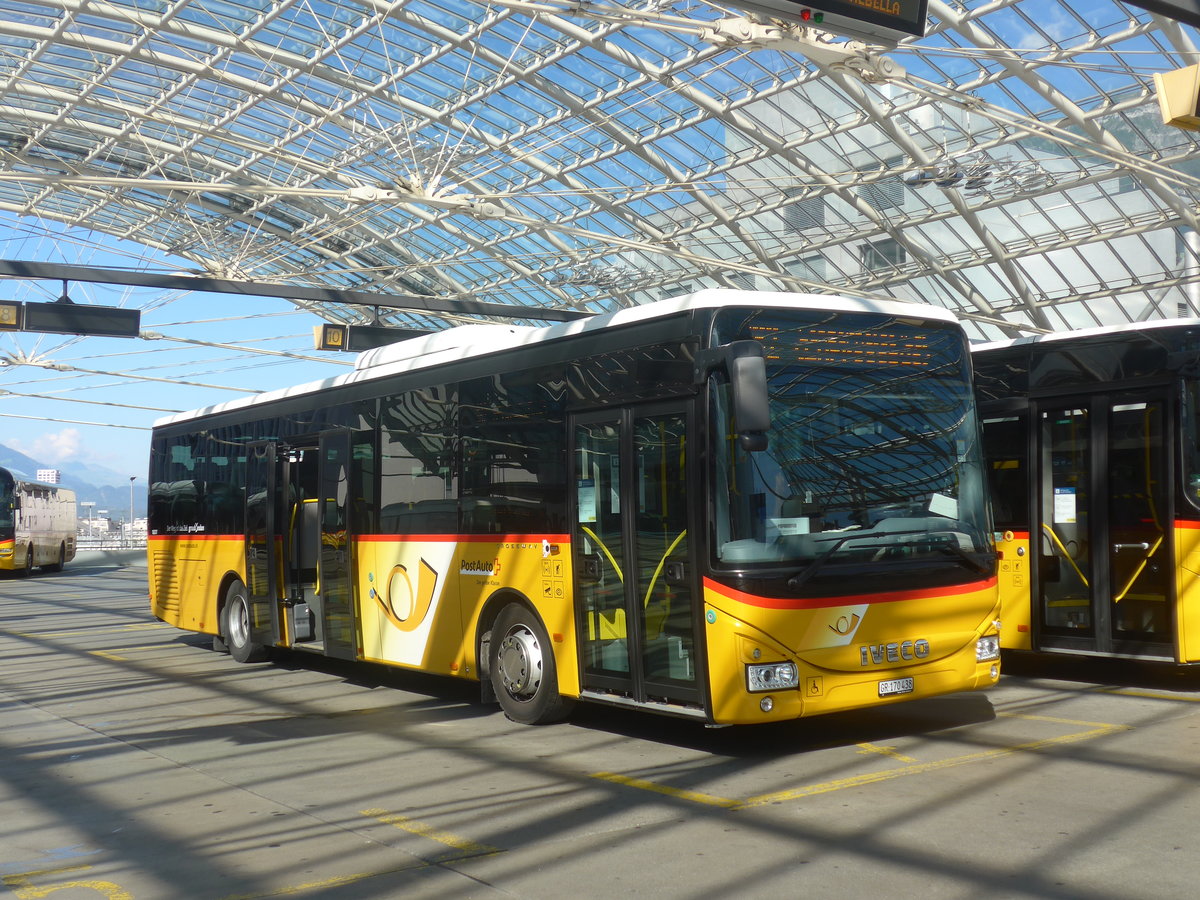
[489,603,572,725]
[221,581,268,664]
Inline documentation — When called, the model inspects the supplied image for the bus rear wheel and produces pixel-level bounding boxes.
[489,603,572,725]
[221,580,268,663]
[43,543,65,573]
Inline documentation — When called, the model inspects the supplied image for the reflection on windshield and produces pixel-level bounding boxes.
[711,309,990,572]
[0,481,13,532]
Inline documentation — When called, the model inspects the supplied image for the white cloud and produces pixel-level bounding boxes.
[10,428,85,464]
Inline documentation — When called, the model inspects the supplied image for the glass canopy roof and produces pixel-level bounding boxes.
[1,0,1199,346]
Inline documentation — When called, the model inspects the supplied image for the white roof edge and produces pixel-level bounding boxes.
[973,317,1200,353]
[154,290,961,428]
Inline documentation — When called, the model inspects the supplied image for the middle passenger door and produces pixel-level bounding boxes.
[572,404,703,711]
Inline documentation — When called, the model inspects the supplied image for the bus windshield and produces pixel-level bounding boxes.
[710,308,991,576]
[0,477,14,535]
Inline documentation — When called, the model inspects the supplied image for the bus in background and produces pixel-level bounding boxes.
[148,290,1000,726]
[975,320,1200,663]
[0,467,77,575]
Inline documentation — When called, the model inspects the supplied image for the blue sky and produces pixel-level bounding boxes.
[0,215,351,482]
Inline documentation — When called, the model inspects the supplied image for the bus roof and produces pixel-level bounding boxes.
[973,317,1200,353]
[154,290,962,428]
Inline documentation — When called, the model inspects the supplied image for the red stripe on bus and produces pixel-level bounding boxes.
[358,533,572,543]
[1176,520,1200,530]
[703,576,997,610]
[148,533,572,543]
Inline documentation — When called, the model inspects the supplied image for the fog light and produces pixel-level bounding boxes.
[990,664,999,680]
[976,635,1000,662]
[747,661,799,692]
[760,696,774,713]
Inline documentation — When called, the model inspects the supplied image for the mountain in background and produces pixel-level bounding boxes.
[0,442,146,519]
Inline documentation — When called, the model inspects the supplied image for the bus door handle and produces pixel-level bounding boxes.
[579,554,601,584]
[664,561,687,585]
[1112,542,1150,553]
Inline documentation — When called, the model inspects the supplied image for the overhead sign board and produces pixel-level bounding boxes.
[725,0,929,44]
[0,300,21,330]
[4,301,140,337]
[1154,63,1200,131]
[314,323,429,352]
[1124,1,1200,28]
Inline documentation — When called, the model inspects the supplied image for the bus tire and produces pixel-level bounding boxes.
[44,543,65,573]
[489,603,573,725]
[221,580,268,664]
[22,545,34,577]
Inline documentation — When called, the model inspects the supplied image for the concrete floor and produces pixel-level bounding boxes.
[2,560,1200,899]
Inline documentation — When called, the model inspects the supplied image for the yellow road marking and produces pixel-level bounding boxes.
[856,742,917,762]
[4,864,132,899]
[89,650,130,661]
[1102,687,1200,702]
[219,861,433,899]
[360,808,499,857]
[997,711,1121,726]
[5,623,167,639]
[742,719,1129,808]
[591,771,739,808]
[594,715,1129,811]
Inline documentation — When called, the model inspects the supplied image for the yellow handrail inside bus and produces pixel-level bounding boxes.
[1041,523,1089,588]
[580,525,623,584]
[1112,533,1164,603]
[643,529,687,610]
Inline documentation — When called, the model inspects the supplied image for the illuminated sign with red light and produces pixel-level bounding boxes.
[727,0,927,44]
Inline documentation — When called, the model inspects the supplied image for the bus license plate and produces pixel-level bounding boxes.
[878,677,914,697]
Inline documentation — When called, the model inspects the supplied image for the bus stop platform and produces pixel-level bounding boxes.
[3,562,1200,899]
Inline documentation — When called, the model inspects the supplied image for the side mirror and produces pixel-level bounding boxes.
[696,340,770,451]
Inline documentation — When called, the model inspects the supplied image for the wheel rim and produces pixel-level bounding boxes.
[497,624,543,700]
[228,594,250,647]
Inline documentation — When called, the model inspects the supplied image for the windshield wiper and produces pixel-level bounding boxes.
[786,528,983,590]
[935,540,995,575]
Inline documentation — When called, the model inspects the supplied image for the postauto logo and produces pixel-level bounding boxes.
[460,558,501,576]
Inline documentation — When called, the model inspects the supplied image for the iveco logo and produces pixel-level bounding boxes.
[860,639,931,666]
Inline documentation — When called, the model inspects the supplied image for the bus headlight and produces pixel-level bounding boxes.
[976,635,1001,662]
[747,661,798,692]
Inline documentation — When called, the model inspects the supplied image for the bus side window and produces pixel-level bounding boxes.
[380,386,457,535]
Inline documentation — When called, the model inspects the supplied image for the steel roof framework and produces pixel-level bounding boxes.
[0,0,1197,347]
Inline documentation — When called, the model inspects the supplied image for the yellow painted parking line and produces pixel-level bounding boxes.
[4,864,132,899]
[90,649,131,661]
[856,742,917,762]
[4,623,167,639]
[219,861,433,899]
[361,808,499,857]
[591,771,739,808]
[742,717,1129,808]
[1101,687,1200,702]
[594,715,1128,811]
[997,711,1122,726]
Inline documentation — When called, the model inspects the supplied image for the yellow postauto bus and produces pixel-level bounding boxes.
[148,290,1000,725]
[976,319,1200,663]
[0,467,77,575]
